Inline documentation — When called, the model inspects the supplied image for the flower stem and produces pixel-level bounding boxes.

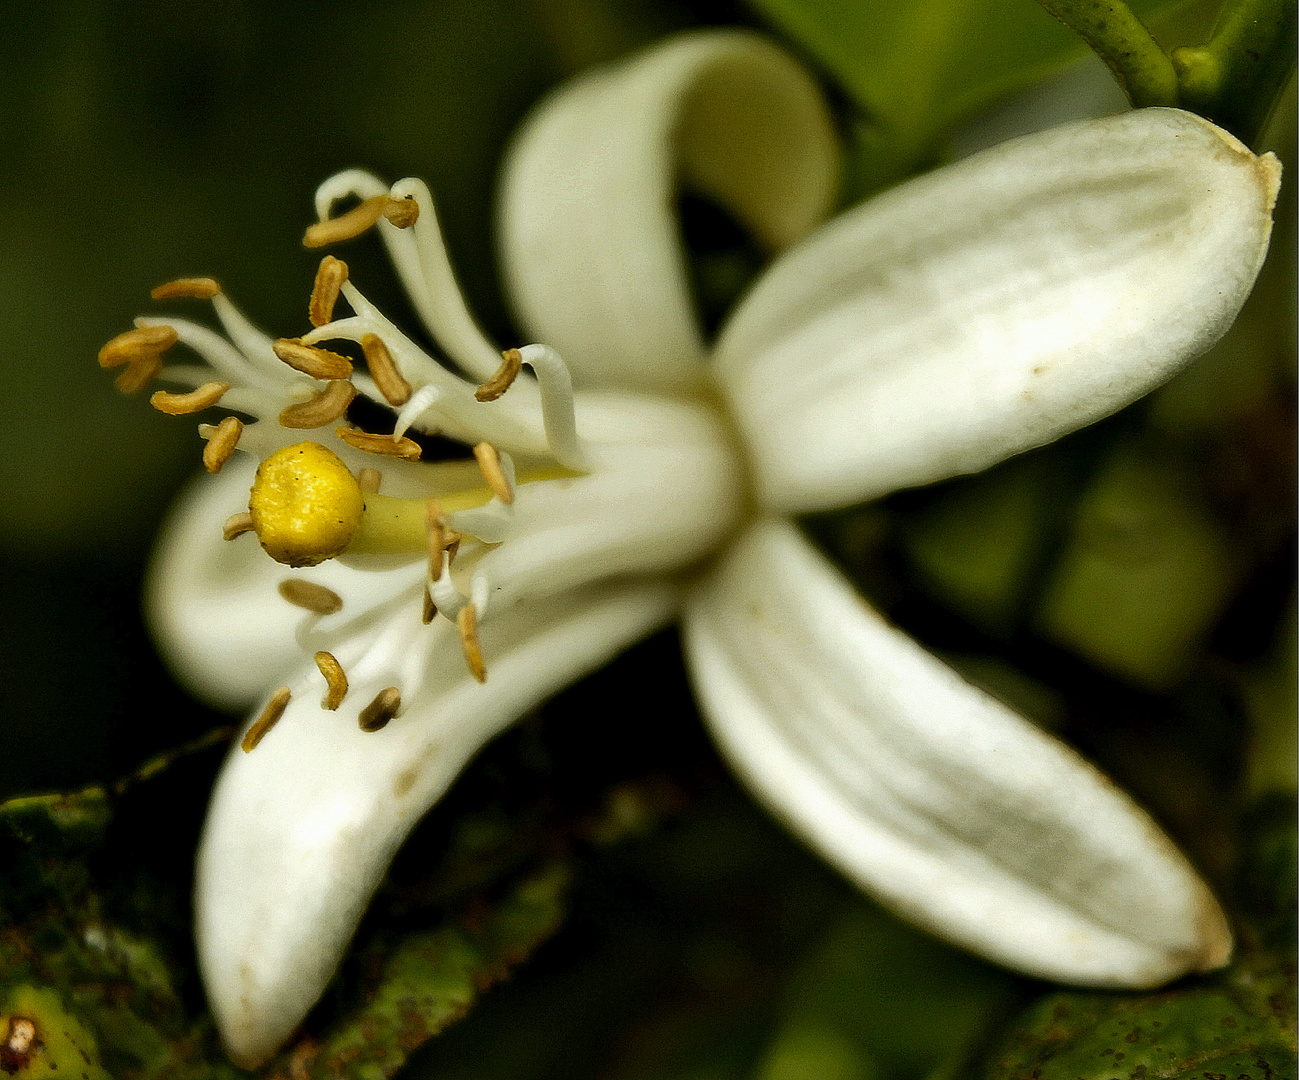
[1172,0,1297,147]
[1034,0,1180,108]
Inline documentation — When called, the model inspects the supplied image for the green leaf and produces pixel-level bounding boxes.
[976,952,1296,1078]
[285,863,572,1080]
[746,0,1184,192]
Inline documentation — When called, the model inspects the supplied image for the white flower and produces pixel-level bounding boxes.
[124,30,1279,1067]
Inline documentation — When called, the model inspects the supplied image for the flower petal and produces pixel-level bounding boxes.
[682,518,1232,986]
[714,109,1281,513]
[498,29,839,393]
[196,576,679,1067]
[145,458,426,711]
[469,392,746,607]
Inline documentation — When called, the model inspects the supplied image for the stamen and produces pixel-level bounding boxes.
[392,384,439,441]
[383,196,420,228]
[151,277,221,300]
[426,499,446,578]
[422,587,436,625]
[473,442,513,504]
[358,687,401,732]
[335,427,422,460]
[309,256,349,328]
[242,686,291,752]
[358,467,382,493]
[223,512,255,540]
[98,325,179,368]
[202,415,244,473]
[361,332,411,406]
[278,578,344,615]
[474,348,522,402]
[314,651,348,710]
[517,344,589,471]
[273,338,354,381]
[150,381,231,415]
[303,194,389,248]
[457,604,487,683]
[115,354,163,393]
[278,379,357,429]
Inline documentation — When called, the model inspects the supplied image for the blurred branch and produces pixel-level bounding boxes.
[1033,0,1180,106]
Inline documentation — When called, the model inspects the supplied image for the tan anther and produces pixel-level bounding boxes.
[278,578,344,615]
[309,256,349,328]
[223,512,255,541]
[335,427,422,460]
[242,686,291,752]
[426,499,447,576]
[151,277,221,300]
[361,332,411,406]
[358,687,401,732]
[457,604,487,683]
[98,325,179,368]
[303,194,389,248]
[273,338,354,381]
[314,651,348,710]
[278,379,357,429]
[473,442,513,504]
[115,353,164,393]
[475,348,522,402]
[422,587,436,625]
[358,467,382,493]
[382,196,420,229]
[202,415,244,473]
[150,380,231,415]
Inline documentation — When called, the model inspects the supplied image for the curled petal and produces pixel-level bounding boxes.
[498,29,839,393]
[683,518,1232,986]
[714,109,1281,512]
[196,577,680,1066]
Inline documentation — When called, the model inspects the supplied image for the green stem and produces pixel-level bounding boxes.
[1172,0,1297,146]
[1034,0,1180,108]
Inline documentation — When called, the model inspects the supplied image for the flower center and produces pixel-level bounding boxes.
[101,170,746,741]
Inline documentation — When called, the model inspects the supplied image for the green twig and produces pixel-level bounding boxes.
[1172,0,1297,147]
[1035,0,1180,108]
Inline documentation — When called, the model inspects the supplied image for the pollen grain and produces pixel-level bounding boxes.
[98,325,179,368]
[278,379,357,429]
[151,277,221,300]
[278,578,344,615]
[115,353,164,393]
[303,194,389,248]
[457,604,487,683]
[475,348,522,402]
[314,651,348,710]
[273,338,354,381]
[358,687,401,732]
[383,196,420,229]
[242,686,291,752]
[361,333,411,406]
[202,415,244,473]
[309,256,349,328]
[473,441,513,504]
[150,381,231,415]
[335,427,422,460]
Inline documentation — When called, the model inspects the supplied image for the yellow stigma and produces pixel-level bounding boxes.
[248,442,365,567]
